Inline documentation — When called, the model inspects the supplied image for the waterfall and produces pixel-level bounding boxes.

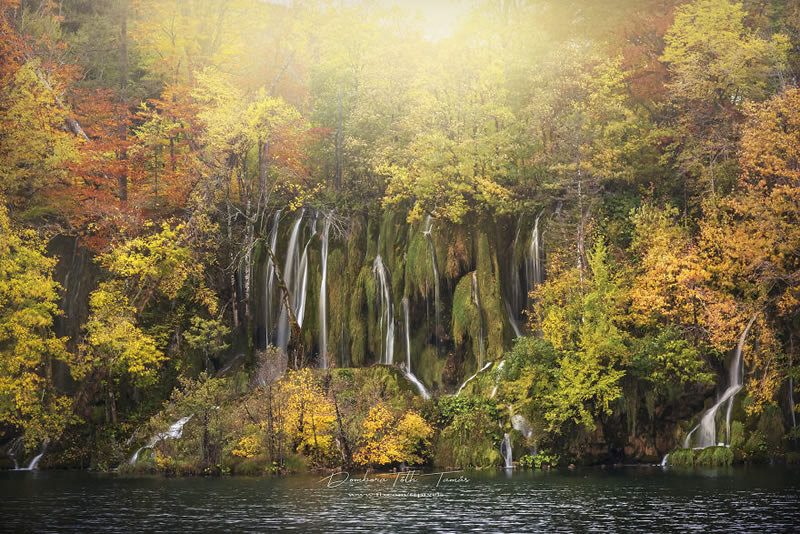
[471,272,485,367]
[422,216,441,344]
[525,213,543,298]
[505,218,524,338]
[660,453,669,467]
[790,376,797,429]
[401,297,430,399]
[684,314,757,449]
[505,300,523,338]
[490,360,505,398]
[15,439,49,471]
[294,215,317,328]
[511,414,534,442]
[501,433,513,469]
[276,211,305,351]
[319,216,331,368]
[5,436,23,470]
[373,252,395,365]
[263,210,281,347]
[456,361,493,396]
[130,415,193,465]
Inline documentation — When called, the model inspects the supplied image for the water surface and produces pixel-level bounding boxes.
[1,466,798,532]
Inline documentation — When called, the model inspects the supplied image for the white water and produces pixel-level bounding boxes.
[511,414,534,441]
[471,272,485,367]
[373,252,395,365]
[456,361,493,396]
[276,211,305,351]
[661,453,669,467]
[130,415,193,465]
[15,439,49,471]
[490,360,505,398]
[790,376,797,429]
[505,300,523,338]
[401,297,430,399]
[263,210,281,346]
[526,213,543,293]
[422,216,441,344]
[294,216,317,328]
[505,218,524,338]
[502,433,513,469]
[684,314,757,449]
[319,216,331,368]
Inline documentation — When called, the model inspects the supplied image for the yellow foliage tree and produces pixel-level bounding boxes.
[0,198,74,447]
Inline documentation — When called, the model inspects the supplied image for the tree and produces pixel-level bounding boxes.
[0,198,74,447]
[661,0,789,199]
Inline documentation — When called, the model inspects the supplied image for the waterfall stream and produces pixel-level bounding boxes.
[501,433,513,469]
[263,210,281,347]
[14,439,49,471]
[401,297,430,399]
[456,361,493,396]
[423,216,441,345]
[319,216,331,368]
[684,314,757,449]
[373,251,395,365]
[276,211,305,351]
[525,213,543,305]
[130,415,194,465]
[294,215,317,328]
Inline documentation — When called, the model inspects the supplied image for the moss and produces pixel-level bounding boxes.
[452,273,478,347]
[695,446,733,466]
[348,266,371,367]
[668,448,695,467]
[475,226,510,360]
[756,404,786,453]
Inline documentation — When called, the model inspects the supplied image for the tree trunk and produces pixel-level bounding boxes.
[118,0,128,202]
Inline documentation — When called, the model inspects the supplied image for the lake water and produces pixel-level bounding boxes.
[2,466,799,532]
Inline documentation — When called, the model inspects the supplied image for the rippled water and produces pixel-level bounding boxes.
[2,466,799,532]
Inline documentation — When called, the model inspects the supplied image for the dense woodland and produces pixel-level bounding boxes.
[1,0,800,473]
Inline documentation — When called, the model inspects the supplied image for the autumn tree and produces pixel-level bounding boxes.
[0,197,75,447]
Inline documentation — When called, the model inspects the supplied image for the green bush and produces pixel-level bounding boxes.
[519,453,559,469]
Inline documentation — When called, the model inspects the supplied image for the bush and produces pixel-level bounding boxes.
[695,446,733,467]
[519,453,559,469]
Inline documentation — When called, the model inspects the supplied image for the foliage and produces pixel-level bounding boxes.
[0,200,74,447]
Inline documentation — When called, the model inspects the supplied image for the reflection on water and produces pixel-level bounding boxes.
[2,466,799,533]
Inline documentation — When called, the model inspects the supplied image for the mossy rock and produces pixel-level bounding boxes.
[695,446,733,467]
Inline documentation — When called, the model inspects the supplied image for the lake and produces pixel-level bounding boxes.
[2,466,799,532]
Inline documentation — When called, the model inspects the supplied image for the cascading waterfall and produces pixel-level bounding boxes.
[501,433,513,469]
[319,216,331,368]
[660,454,669,467]
[130,415,193,465]
[373,250,395,365]
[402,297,430,399]
[422,216,441,344]
[263,210,282,347]
[684,314,757,449]
[471,272,485,367]
[276,211,305,351]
